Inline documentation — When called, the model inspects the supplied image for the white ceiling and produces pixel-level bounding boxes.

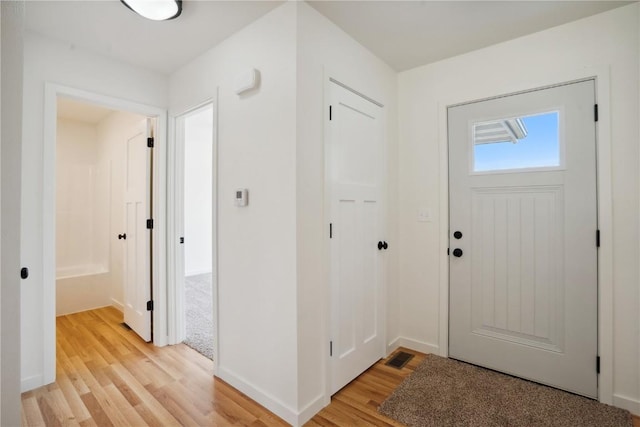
[25,0,632,74]
[57,97,116,124]
[24,0,284,75]
[307,1,632,71]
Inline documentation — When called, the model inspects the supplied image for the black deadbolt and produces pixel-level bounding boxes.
[118,233,127,240]
[453,231,463,239]
[20,267,29,279]
[452,248,463,257]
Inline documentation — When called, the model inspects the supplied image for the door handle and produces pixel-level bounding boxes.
[118,233,127,240]
[377,241,389,250]
[453,231,463,239]
[452,248,463,257]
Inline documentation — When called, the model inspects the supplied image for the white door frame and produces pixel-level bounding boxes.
[323,73,388,401]
[437,66,613,404]
[42,83,168,384]
[166,96,219,372]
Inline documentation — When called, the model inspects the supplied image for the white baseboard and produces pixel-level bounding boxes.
[218,366,299,426]
[185,269,213,277]
[21,374,44,393]
[111,298,124,312]
[613,393,640,416]
[56,303,115,317]
[387,336,439,356]
[296,394,329,426]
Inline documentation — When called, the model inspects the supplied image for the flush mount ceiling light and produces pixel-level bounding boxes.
[121,0,182,21]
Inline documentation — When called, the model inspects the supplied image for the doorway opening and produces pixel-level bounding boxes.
[42,84,168,386]
[175,103,215,360]
[55,96,154,343]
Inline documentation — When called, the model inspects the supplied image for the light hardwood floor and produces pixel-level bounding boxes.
[21,307,288,426]
[21,307,640,427]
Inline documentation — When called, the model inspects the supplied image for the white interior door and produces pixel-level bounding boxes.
[123,119,152,342]
[329,81,385,394]
[448,80,598,397]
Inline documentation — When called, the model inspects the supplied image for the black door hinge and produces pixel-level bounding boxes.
[330,341,333,357]
[146,219,154,229]
[594,104,599,122]
[329,105,332,121]
[596,229,600,247]
[447,248,450,255]
[596,356,600,374]
[329,223,333,239]
[147,137,154,148]
[146,300,154,311]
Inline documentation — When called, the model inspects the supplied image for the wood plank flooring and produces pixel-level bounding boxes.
[21,307,289,426]
[307,349,425,427]
[21,307,640,426]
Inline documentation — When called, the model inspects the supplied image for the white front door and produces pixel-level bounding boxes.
[123,119,152,342]
[448,80,598,397]
[328,81,385,394]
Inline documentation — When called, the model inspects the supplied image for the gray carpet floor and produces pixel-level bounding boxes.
[183,273,214,360]
[379,353,632,427]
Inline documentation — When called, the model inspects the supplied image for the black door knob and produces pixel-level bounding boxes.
[378,241,384,250]
[20,267,29,279]
[118,233,127,240]
[453,231,463,239]
[452,248,463,257]
[383,241,388,250]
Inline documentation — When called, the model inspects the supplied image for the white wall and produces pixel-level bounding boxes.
[55,118,104,273]
[1,1,24,425]
[183,106,213,277]
[21,32,167,390]
[55,117,110,315]
[295,2,398,421]
[397,3,639,413]
[170,4,398,423]
[170,2,299,422]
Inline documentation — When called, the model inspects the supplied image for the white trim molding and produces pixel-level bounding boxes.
[613,394,640,416]
[42,83,168,387]
[166,96,219,378]
[387,336,439,356]
[217,366,300,426]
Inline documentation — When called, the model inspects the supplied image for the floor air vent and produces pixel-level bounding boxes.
[385,351,414,369]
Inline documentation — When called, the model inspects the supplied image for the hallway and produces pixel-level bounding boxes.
[20,307,287,426]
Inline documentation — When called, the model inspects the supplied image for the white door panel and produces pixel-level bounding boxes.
[124,119,151,342]
[449,80,598,398]
[329,82,384,394]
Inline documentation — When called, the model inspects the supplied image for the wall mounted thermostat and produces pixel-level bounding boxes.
[235,189,248,207]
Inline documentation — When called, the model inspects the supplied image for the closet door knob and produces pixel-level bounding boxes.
[118,233,127,240]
